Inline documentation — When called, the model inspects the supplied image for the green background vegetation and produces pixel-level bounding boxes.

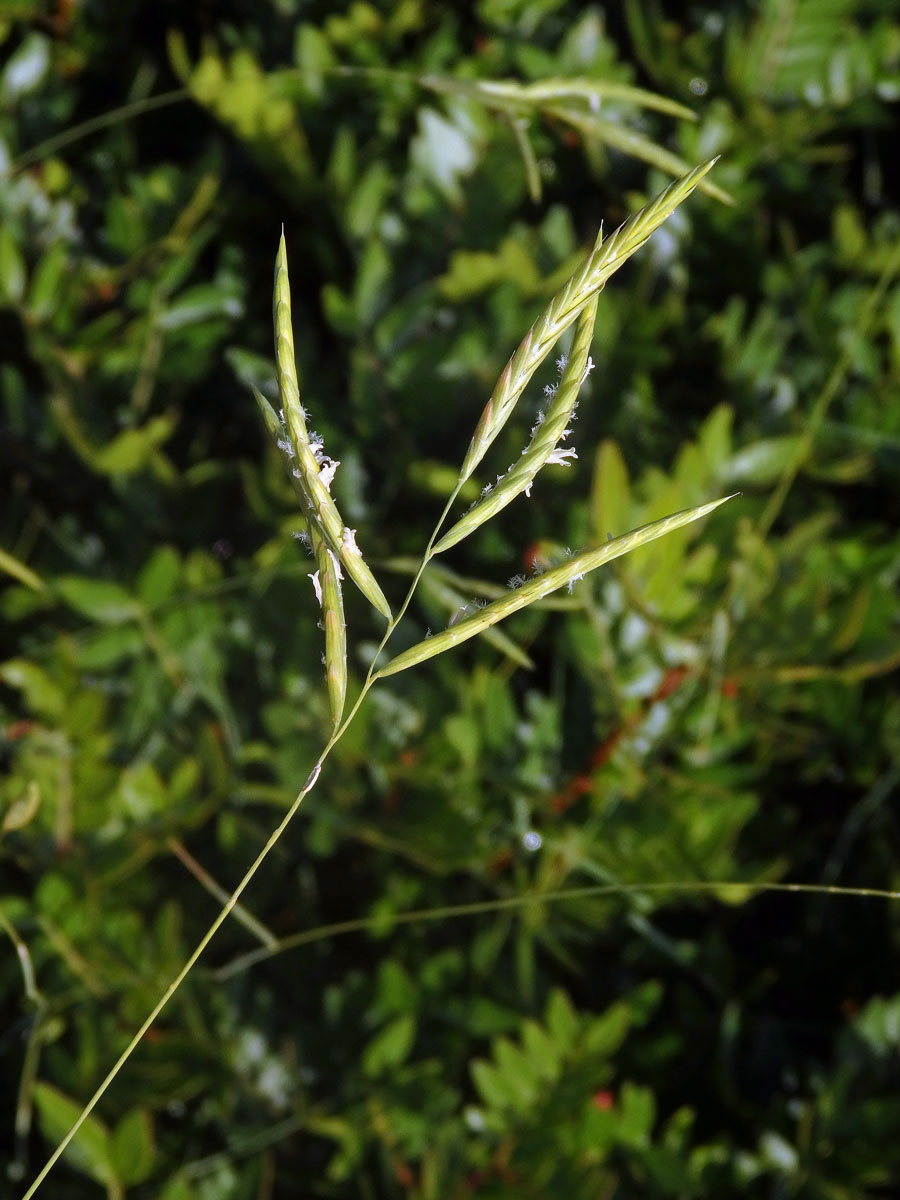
[3,1,900,1196]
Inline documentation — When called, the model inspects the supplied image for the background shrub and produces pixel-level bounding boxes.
[3,2,900,1196]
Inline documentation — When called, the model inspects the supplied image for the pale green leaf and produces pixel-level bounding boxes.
[55,577,141,624]
[362,1014,417,1076]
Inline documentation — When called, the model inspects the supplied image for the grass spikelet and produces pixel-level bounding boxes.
[274,230,306,436]
[253,385,284,442]
[256,380,393,621]
[309,528,347,729]
[459,158,718,482]
[376,494,735,678]
[270,236,392,621]
[251,383,346,713]
[433,295,597,555]
[336,524,393,621]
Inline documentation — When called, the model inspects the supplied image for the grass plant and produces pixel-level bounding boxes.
[22,159,734,1198]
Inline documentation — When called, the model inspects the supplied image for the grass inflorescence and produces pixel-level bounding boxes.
[24,159,734,1199]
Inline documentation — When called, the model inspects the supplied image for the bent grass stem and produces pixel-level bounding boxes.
[213,878,900,982]
[21,482,466,1200]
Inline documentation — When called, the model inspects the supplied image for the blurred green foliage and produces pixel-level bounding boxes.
[2,1,900,1196]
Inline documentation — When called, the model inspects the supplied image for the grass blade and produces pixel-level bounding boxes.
[502,108,543,203]
[420,74,698,122]
[548,108,733,205]
[376,495,735,678]
[0,546,47,592]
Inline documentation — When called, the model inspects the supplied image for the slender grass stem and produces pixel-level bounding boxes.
[21,480,465,1200]
[1,909,49,1185]
[166,837,279,949]
[20,749,330,1200]
[8,90,189,175]
[333,481,466,740]
[0,908,43,1008]
[213,878,900,982]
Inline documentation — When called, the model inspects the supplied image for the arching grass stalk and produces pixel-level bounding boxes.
[212,878,900,982]
[7,90,190,175]
[24,159,728,1198]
